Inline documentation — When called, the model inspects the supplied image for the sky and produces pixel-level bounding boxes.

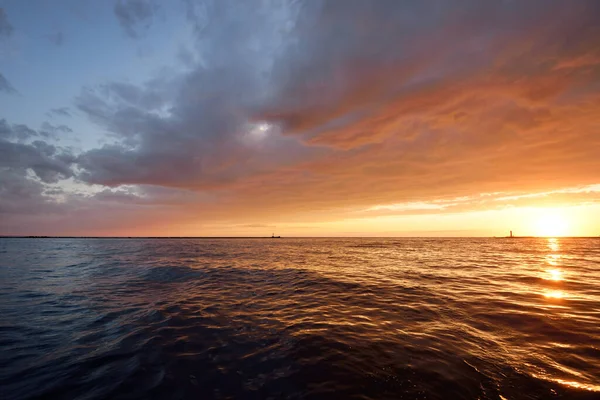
[1,0,599,237]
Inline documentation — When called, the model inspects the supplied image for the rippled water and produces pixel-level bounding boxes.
[1,238,599,399]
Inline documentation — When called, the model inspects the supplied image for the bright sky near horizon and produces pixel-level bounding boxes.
[1,0,599,237]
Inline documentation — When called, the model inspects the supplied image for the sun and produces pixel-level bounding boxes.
[534,210,569,237]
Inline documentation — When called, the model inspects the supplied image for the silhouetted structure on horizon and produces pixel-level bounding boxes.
[503,230,534,239]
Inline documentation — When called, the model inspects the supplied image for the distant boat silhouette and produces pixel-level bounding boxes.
[271,233,281,238]
[504,230,533,239]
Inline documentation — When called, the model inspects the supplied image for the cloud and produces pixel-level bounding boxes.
[0,169,58,215]
[1,119,74,142]
[39,121,73,140]
[238,224,276,229]
[0,140,75,183]
[181,0,206,34]
[0,120,87,234]
[0,119,37,141]
[0,73,16,94]
[47,107,72,118]
[0,120,76,182]
[75,41,315,189]
[4,1,600,235]
[257,1,600,147]
[114,0,156,38]
[0,7,13,39]
[354,185,600,218]
[90,184,212,206]
[40,121,73,134]
[46,31,64,46]
[76,2,599,200]
[0,121,79,235]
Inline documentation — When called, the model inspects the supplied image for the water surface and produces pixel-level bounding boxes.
[1,238,599,399]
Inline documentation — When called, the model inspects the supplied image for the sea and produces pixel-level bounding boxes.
[0,237,599,400]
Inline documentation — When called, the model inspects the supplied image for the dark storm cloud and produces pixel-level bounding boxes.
[114,0,156,38]
[0,73,16,94]
[0,7,13,39]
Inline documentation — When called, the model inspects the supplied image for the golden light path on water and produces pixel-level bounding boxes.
[547,268,562,281]
[530,375,600,393]
[295,236,600,395]
[543,238,565,298]
[535,238,599,392]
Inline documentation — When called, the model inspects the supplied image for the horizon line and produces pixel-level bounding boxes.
[0,235,598,239]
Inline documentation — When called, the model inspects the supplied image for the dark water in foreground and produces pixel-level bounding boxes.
[1,238,599,400]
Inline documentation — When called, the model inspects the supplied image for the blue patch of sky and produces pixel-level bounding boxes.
[0,0,192,151]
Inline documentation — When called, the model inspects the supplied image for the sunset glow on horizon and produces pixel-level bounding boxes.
[1,1,599,237]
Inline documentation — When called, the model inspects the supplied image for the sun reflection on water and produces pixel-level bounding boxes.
[544,290,565,299]
[549,378,600,392]
[529,372,600,393]
[545,254,561,266]
[547,238,560,252]
[546,268,563,281]
[542,238,566,293]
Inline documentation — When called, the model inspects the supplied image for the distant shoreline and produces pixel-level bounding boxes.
[0,236,597,239]
[0,236,281,239]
